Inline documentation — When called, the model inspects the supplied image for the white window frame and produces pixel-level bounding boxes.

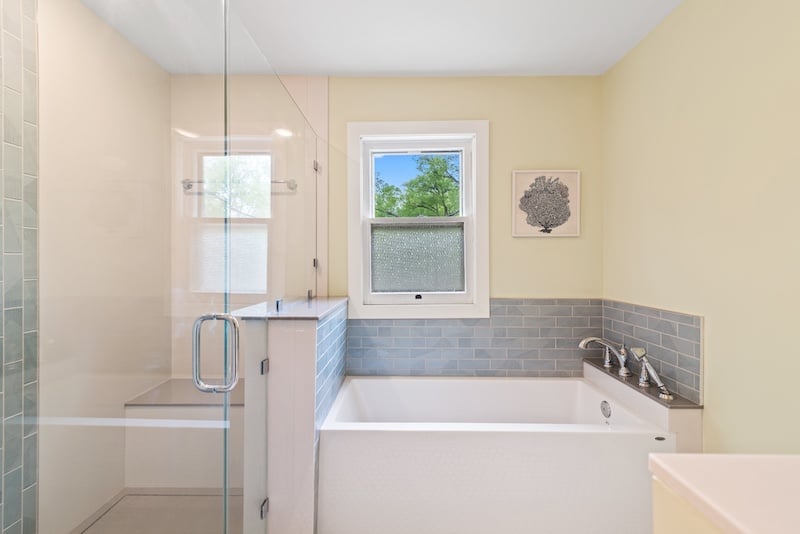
[347,120,489,319]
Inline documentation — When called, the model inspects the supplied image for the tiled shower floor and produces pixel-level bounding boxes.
[81,495,243,534]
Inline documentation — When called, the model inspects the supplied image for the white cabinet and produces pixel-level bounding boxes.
[650,454,800,534]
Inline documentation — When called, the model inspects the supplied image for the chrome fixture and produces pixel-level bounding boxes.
[601,347,613,369]
[600,400,612,419]
[628,347,674,400]
[192,313,241,393]
[181,178,298,193]
[578,337,632,377]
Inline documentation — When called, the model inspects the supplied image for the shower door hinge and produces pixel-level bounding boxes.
[260,497,269,519]
[312,160,320,173]
[260,359,269,375]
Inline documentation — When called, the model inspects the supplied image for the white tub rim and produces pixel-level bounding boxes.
[322,375,671,436]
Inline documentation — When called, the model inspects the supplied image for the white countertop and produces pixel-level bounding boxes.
[649,453,800,534]
[233,297,347,320]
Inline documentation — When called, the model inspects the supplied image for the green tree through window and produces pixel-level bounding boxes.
[374,154,461,217]
[202,154,271,218]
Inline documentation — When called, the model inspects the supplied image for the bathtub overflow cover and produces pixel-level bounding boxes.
[600,400,612,419]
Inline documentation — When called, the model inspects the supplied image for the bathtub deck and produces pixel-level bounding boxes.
[126,378,244,407]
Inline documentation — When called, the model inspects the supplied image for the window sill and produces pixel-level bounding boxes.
[347,300,489,320]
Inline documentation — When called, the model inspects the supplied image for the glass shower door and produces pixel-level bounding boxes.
[39,0,321,531]
[169,0,322,529]
[174,4,256,530]
[37,0,269,532]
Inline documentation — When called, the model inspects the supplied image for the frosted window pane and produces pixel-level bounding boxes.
[371,224,465,293]
[191,222,267,294]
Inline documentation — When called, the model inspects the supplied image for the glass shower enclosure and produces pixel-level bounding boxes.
[36,0,321,532]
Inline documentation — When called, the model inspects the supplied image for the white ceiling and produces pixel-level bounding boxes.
[81,0,683,76]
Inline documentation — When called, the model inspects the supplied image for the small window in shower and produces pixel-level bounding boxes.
[189,152,271,295]
[190,221,268,294]
[200,154,271,218]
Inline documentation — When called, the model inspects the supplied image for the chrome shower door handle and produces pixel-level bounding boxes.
[192,313,241,393]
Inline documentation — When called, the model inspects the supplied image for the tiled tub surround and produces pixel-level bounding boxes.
[347,299,604,378]
[602,300,702,404]
[346,298,703,404]
[314,303,348,439]
[312,302,347,534]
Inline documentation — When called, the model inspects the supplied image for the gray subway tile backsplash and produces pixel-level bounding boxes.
[659,309,697,325]
[632,326,660,345]
[345,298,703,404]
[678,324,702,343]
[458,359,491,370]
[603,299,702,404]
[648,317,678,336]
[314,302,348,439]
[623,311,648,328]
[346,299,604,380]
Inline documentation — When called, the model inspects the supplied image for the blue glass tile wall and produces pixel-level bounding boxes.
[347,299,604,378]
[346,298,702,404]
[314,302,347,439]
[603,300,702,404]
[312,301,347,534]
[2,0,38,532]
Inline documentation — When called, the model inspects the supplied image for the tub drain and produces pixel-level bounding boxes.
[600,400,612,419]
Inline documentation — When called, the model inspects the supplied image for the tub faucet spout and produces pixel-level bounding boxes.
[578,337,632,377]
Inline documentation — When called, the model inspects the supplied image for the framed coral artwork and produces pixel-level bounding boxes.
[512,170,580,237]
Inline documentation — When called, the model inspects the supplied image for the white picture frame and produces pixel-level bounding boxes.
[512,170,580,237]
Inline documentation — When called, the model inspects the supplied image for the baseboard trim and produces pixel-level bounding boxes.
[126,486,244,497]
[69,489,127,534]
[71,487,245,533]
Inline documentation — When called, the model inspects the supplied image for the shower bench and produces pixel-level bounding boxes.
[123,378,245,493]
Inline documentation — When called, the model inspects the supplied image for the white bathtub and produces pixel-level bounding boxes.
[318,370,678,534]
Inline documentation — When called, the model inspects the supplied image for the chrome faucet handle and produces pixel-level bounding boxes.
[602,347,614,369]
[617,344,632,377]
[638,367,650,387]
[630,347,675,400]
[629,347,651,387]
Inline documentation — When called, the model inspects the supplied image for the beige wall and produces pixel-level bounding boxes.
[602,0,800,453]
[39,0,172,530]
[330,2,800,454]
[328,77,604,298]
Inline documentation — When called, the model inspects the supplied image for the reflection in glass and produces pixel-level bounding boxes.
[201,154,272,218]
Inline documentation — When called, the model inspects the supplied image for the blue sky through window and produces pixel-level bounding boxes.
[373,152,461,189]
[373,153,419,188]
